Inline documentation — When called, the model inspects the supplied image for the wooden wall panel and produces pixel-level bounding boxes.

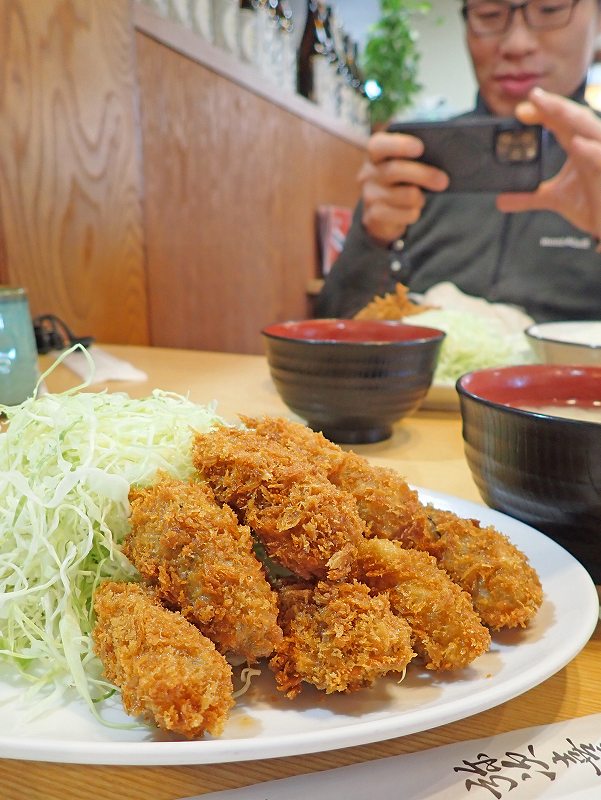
[135,33,365,355]
[0,0,148,345]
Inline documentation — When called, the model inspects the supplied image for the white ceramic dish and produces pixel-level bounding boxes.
[526,320,601,365]
[0,489,597,767]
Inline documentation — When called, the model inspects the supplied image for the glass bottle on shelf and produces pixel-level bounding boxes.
[274,0,296,93]
[276,0,294,33]
[238,0,259,65]
[252,0,294,89]
[347,37,370,133]
[212,0,240,56]
[297,0,335,113]
[324,4,345,119]
[143,0,172,18]
[171,0,193,26]
[252,0,278,77]
[190,0,214,41]
[297,0,317,98]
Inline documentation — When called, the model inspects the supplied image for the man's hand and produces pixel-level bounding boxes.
[359,131,449,246]
[497,88,601,243]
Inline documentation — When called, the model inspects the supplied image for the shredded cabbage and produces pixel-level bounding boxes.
[0,388,225,717]
[415,309,535,384]
[232,666,262,699]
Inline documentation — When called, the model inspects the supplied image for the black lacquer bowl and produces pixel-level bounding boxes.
[457,364,601,582]
[262,319,445,444]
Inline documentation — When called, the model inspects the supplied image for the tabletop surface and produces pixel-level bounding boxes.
[2,344,599,800]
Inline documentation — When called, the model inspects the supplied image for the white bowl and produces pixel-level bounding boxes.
[525,321,601,365]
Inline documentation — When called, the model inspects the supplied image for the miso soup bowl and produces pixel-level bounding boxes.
[262,319,445,444]
[457,364,601,582]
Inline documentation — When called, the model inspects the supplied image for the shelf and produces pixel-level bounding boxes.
[306,277,324,296]
[132,3,368,148]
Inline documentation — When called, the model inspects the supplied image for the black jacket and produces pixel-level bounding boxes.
[315,92,601,322]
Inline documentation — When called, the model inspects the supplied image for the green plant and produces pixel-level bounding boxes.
[362,0,432,126]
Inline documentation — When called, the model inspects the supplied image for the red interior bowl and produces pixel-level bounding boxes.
[458,364,601,413]
[457,364,601,582]
[261,319,445,444]
[262,319,445,345]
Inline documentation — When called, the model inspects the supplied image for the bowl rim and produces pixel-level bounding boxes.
[456,364,601,429]
[525,320,601,351]
[261,318,446,346]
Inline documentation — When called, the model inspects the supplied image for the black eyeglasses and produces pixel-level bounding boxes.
[462,0,581,36]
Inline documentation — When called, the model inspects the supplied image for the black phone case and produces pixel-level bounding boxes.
[388,118,544,193]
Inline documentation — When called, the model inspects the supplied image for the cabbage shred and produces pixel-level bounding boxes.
[414,309,534,384]
[0,389,224,715]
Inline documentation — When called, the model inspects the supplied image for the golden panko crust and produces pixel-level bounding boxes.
[425,507,543,630]
[124,475,282,662]
[192,426,365,582]
[270,580,415,698]
[243,416,542,630]
[353,537,491,670]
[93,581,234,739]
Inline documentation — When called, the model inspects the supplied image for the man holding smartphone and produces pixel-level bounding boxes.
[316,0,601,322]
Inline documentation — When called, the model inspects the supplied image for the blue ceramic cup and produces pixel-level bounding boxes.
[0,287,39,406]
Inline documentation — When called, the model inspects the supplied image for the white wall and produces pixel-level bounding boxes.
[410,0,477,117]
[334,0,379,45]
[338,0,477,119]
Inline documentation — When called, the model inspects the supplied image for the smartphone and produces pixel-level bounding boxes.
[388,117,544,193]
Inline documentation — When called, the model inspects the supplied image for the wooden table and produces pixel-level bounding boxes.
[2,344,600,800]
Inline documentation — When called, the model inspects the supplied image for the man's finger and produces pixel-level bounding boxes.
[366,131,425,165]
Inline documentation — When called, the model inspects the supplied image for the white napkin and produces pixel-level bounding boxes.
[180,713,601,800]
[59,346,148,385]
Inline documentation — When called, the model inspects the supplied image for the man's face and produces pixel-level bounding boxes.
[465,0,601,115]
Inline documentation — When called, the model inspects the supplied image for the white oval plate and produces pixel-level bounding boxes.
[0,489,598,766]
